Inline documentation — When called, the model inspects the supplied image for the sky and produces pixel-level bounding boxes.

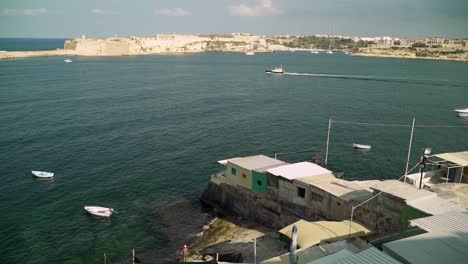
[0,0,467,38]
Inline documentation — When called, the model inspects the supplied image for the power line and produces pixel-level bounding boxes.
[332,120,468,128]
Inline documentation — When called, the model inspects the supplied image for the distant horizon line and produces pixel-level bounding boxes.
[0,34,467,40]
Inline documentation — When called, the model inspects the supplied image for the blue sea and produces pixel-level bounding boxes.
[0,38,467,263]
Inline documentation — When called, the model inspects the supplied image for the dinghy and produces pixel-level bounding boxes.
[84,206,114,217]
[454,108,468,117]
[64,59,72,63]
[353,143,371,150]
[31,170,54,178]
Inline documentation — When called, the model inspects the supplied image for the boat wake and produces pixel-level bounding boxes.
[283,72,468,87]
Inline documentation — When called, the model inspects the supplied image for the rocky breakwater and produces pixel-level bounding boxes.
[0,49,76,60]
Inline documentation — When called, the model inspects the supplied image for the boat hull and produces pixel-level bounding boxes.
[31,170,54,178]
[84,206,114,217]
[353,144,371,150]
[265,70,284,74]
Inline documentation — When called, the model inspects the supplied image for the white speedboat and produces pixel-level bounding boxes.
[326,50,333,54]
[245,51,255,56]
[64,59,72,63]
[32,170,54,178]
[353,143,371,150]
[266,66,284,74]
[310,50,320,54]
[454,108,468,117]
[84,206,114,217]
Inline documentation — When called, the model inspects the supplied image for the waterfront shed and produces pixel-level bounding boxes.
[221,155,286,192]
[266,162,332,205]
[427,151,468,183]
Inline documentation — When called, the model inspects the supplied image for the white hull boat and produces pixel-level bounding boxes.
[353,143,371,150]
[454,108,468,117]
[64,59,72,63]
[266,66,284,74]
[32,170,54,178]
[84,206,114,217]
[245,51,255,56]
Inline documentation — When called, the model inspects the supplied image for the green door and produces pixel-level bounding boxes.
[252,171,267,193]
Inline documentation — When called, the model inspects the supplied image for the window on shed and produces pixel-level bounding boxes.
[257,180,262,186]
[231,167,236,176]
[242,173,247,179]
[297,187,306,198]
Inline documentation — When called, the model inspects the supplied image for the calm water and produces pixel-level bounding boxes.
[0,38,67,51]
[1,40,468,263]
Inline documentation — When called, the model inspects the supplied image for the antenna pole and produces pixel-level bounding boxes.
[404,117,416,183]
[254,238,257,264]
[132,249,135,264]
[325,116,332,165]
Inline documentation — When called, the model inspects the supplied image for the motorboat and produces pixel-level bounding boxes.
[353,143,371,150]
[326,50,333,54]
[64,59,72,63]
[31,170,54,178]
[310,50,320,54]
[245,51,255,56]
[265,66,284,74]
[84,205,114,217]
[454,108,468,117]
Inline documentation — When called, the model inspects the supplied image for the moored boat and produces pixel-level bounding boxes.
[265,66,284,74]
[245,51,255,56]
[64,59,72,63]
[31,170,54,178]
[353,143,371,150]
[454,108,468,117]
[84,205,114,217]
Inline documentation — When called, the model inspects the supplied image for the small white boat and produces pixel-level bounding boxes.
[326,50,333,54]
[310,50,319,54]
[64,59,72,63]
[266,66,284,74]
[353,143,371,150]
[84,205,114,217]
[32,170,54,178]
[454,108,468,117]
[245,51,255,56]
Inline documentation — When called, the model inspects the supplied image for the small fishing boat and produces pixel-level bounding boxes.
[31,170,54,178]
[353,143,371,150]
[310,50,319,54]
[266,66,284,74]
[84,205,114,217]
[454,108,468,117]
[245,51,255,56]
[326,50,333,54]
[64,59,72,63]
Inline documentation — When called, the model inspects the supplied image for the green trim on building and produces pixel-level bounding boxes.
[231,167,236,176]
[252,171,267,193]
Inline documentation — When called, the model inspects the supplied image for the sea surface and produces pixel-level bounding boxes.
[0,38,67,51]
[1,39,467,264]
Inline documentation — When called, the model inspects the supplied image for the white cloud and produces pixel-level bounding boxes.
[2,8,48,16]
[154,8,192,17]
[91,9,120,15]
[229,0,282,16]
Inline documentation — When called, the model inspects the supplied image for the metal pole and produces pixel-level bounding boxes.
[132,249,135,264]
[254,238,257,264]
[404,117,416,183]
[325,117,332,165]
[348,206,355,237]
[418,155,425,189]
[274,153,277,159]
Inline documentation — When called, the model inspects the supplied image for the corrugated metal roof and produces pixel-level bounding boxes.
[383,231,468,264]
[410,210,468,242]
[433,151,468,166]
[307,249,354,264]
[406,195,465,215]
[336,247,401,264]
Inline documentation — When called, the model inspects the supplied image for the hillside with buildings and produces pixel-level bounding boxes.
[1,34,467,62]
